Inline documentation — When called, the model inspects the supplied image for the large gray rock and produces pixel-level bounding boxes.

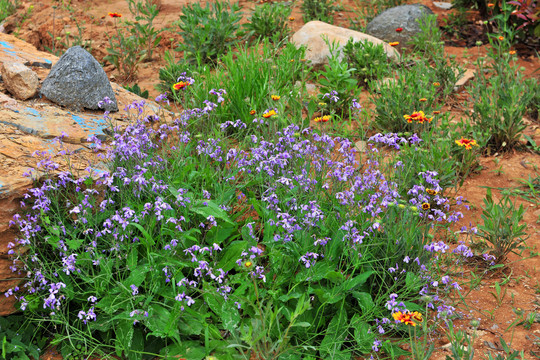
[41,46,118,112]
[365,4,434,45]
[0,61,39,100]
[291,21,400,68]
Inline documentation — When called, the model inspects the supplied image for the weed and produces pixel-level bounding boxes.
[125,0,163,61]
[476,189,528,262]
[301,0,338,24]
[244,1,292,43]
[175,0,242,65]
[445,320,476,360]
[123,83,149,99]
[343,38,392,87]
[0,0,17,23]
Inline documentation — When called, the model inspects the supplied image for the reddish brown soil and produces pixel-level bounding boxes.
[3,0,540,359]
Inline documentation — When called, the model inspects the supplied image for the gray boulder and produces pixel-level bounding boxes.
[365,4,434,45]
[41,46,118,112]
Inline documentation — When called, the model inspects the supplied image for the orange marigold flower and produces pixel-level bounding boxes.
[419,98,427,102]
[455,137,478,150]
[426,188,438,195]
[389,41,399,46]
[271,95,281,101]
[263,109,277,118]
[422,202,430,210]
[396,27,403,32]
[433,82,440,87]
[498,36,504,41]
[411,311,423,322]
[108,12,122,18]
[487,3,495,7]
[289,16,295,21]
[172,81,190,90]
[250,110,256,115]
[314,115,331,123]
[509,50,516,55]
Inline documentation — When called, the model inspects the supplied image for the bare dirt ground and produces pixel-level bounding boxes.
[2,0,540,358]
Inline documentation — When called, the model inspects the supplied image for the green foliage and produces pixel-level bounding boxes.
[175,0,242,65]
[343,38,392,87]
[0,315,44,359]
[317,40,361,118]
[477,189,528,262]
[0,0,16,23]
[301,0,338,24]
[409,14,445,61]
[466,50,537,152]
[244,2,292,43]
[444,321,476,360]
[126,0,163,61]
[168,40,308,138]
[369,60,442,133]
[123,83,149,99]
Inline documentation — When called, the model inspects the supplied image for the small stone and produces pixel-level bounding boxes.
[0,61,39,100]
[433,1,453,9]
[454,69,475,91]
[40,46,118,111]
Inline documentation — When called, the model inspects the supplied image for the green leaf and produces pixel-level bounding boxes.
[115,320,134,358]
[344,271,373,291]
[350,314,375,353]
[221,301,240,332]
[352,292,374,313]
[191,200,233,224]
[217,240,247,271]
[128,222,155,247]
[320,307,348,358]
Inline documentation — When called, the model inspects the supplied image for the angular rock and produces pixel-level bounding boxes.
[41,46,118,112]
[365,5,435,45]
[0,61,39,100]
[291,21,400,68]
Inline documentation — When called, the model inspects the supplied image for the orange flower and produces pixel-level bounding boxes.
[289,16,295,21]
[271,95,281,101]
[433,82,440,87]
[108,12,122,18]
[172,81,190,90]
[389,41,399,47]
[263,109,277,118]
[314,115,331,122]
[403,110,431,123]
[455,137,478,150]
[392,311,422,326]
[250,110,256,115]
[396,27,403,32]
[487,3,495,7]
[419,98,427,102]
[421,202,430,210]
[509,50,516,55]
[245,261,253,268]
[426,188,438,195]
[433,111,441,115]
[498,36,504,41]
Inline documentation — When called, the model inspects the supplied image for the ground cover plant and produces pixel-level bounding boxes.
[1,0,540,358]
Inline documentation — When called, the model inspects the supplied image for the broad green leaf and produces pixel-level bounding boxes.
[320,307,348,358]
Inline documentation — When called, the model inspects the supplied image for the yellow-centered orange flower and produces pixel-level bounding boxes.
[245,261,253,268]
[509,50,516,55]
[314,115,331,123]
[419,98,427,102]
[289,16,295,21]
[455,137,478,150]
[433,82,440,87]
[250,110,256,115]
[172,81,190,90]
[392,311,423,326]
[498,36,504,41]
[263,109,277,118]
[108,12,122,18]
[271,95,281,101]
[389,41,399,46]
[403,111,432,124]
